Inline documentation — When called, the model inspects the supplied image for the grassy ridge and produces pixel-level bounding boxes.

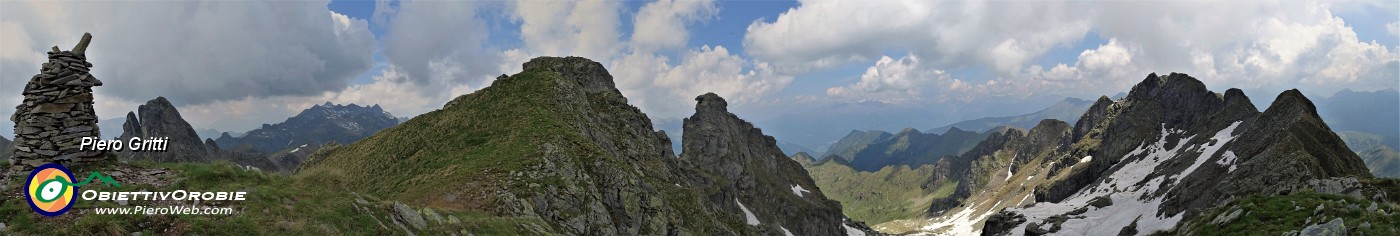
[1,161,538,235]
[297,70,566,209]
[1174,191,1400,235]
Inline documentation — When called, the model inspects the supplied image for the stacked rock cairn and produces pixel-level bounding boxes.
[8,32,108,175]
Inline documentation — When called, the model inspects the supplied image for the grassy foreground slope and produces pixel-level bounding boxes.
[1,160,534,235]
[806,161,957,225]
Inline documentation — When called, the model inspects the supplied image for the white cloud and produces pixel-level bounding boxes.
[826,55,947,103]
[754,0,1398,103]
[379,0,499,86]
[1389,21,1400,37]
[1,0,377,135]
[0,1,375,106]
[511,0,624,60]
[177,65,457,132]
[631,0,718,52]
[492,0,786,120]
[611,46,792,119]
[744,0,1092,75]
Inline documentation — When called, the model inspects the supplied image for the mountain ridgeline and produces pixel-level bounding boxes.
[215,102,399,154]
[115,97,278,170]
[298,57,873,235]
[883,72,1391,235]
[927,97,1095,134]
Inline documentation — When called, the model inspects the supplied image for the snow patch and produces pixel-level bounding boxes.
[1005,164,1013,181]
[791,184,812,197]
[844,224,867,236]
[1004,122,1240,236]
[1216,151,1239,173]
[1174,121,1242,181]
[920,200,1000,234]
[299,144,308,148]
[780,226,794,236]
[290,148,301,153]
[736,198,760,225]
[1080,155,1093,163]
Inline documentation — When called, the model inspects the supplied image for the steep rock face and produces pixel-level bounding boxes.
[299,57,869,235]
[116,97,277,170]
[824,130,894,162]
[682,93,850,235]
[215,103,398,154]
[962,73,1384,236]
[848,127,990,172]
[117,97,209,163]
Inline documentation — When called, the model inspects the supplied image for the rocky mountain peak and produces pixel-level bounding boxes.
[522,56,617,95]
[694,92,729,114]
[215,101,399,154]
[1072,95,1115,141]
[118,96,209,163]
[681,92,850,235]
[1262,89,1321,121]
[1221,88,1258,118]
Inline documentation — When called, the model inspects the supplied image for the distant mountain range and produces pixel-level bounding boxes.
[927,97,1095,134]
[114,97,276,170]
[1318,88,1399,145]
[823,130,894,162]
[215,102,399,154]
[845,127,993,172]
[196,128,240,141]
[1317,88,1400,178]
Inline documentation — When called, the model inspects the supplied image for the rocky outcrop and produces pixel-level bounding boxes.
[117,97,209,163]
[682,92,852,235]
[968,73,1383,235]
[7,33,108,175]
[116,97,277,170]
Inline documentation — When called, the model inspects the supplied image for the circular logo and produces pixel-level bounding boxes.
[26,163,77,216]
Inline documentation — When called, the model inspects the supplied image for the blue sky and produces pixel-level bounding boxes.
[1,0,1397,149]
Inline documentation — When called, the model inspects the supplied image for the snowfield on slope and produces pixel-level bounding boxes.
[1004,121,1243,236]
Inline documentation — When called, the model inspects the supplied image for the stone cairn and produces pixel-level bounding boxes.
[8,32,107,175]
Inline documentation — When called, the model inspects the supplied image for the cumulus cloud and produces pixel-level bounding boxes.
[826,55,947,103]
[612,46,792,119]
[1389,21,1400,37]
[744,0,1092,75]
[751,0,1398,102]
[0,0,375,106]
[178,64,460,132]
[631,0,718,52]
[489,0,788,120]
[510,0,624,60]
[379,0,499,87]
